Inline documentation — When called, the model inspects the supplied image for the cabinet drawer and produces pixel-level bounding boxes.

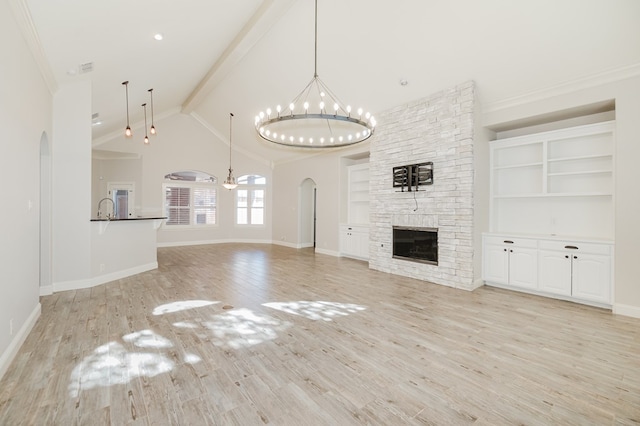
[483,235,537,248]
[340,224,369,233]
[538,240,611,255]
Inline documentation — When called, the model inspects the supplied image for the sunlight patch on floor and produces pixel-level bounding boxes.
[153,300,218,315]
[262,301,367,321]
[202,308,291,350]
[123,329,173,349]
[68,341,174,398]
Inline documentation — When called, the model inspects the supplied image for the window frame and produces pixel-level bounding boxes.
[235,175,267,227]
[163,181,218,228]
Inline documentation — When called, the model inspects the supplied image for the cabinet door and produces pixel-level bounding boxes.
[340,230,356,257]
[538,250,572,296]
[572,253,611,304]
[483,244,509,284]
[509,247,537,289]
[354,230,369,260]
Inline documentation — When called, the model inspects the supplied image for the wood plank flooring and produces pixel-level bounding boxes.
[1,243,639,425]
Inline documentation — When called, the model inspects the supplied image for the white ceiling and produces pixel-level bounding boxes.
[23,0,640,164]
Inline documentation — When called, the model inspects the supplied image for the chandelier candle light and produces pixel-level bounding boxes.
[254,0,375,148]
[223,112,238,190]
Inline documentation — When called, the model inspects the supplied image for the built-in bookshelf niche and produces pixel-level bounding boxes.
[489,121,614,240]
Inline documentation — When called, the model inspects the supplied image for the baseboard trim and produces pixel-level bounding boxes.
[91,262,158,288]
[315,248,340,257]
[51,262,158,293]
[0,302,41,381]
[613,303,640,319]
[272,240,302,249]
[158,239,273,248]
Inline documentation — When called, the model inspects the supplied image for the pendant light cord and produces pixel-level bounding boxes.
[229,113,234,170]
[314,0,318,78]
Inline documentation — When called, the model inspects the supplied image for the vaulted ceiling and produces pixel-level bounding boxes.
[21,0,640,164]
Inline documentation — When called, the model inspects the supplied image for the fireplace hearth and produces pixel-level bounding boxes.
[393,227,438,265]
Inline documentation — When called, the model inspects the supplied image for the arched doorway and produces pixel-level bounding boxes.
[40,132,52,292]
[299,178,317,248]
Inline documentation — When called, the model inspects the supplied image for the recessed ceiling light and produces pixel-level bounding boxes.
[154,33,163,41]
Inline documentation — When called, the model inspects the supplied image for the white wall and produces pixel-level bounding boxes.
[95,113,273,245]
[0,0,51,377]
[52,81,93,288]
[483,74,640,317]
[272,144,371,253]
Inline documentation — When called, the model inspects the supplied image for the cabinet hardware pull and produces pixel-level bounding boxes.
[504,240,514,244]
[510,250,513,253]
[565,255,569,259]
[573,256,577,259]
[564,245,579,250]
[503,249,507,252]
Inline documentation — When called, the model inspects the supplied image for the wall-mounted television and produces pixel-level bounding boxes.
[392,162,433,192]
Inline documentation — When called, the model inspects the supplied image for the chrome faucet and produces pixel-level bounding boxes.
[97,197,115,219]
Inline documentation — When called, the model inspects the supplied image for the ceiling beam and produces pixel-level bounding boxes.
[181,0,296,114]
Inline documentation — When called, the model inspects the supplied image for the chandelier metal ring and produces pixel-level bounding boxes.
[255,0,375,148]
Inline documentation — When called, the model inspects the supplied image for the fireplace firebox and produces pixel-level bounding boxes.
[392,227,438,265]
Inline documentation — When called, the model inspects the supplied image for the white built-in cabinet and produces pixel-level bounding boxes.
[483,236,537,290]
[340,224,369,260]
[484,121,615,307]
[340,163,369,260]
[537,240,612,305]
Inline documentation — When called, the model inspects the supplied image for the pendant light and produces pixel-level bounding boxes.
[222,112,238,190]
[122,81,132,137]
[148,88,157,136]
[142,103,150,145]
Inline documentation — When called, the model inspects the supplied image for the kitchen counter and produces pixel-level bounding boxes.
[90,216,167,222]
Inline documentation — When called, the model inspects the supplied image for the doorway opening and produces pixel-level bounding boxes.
[299,178,317,249]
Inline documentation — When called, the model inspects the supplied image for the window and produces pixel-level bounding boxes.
[236,174,266,225]
[163,171,217,226]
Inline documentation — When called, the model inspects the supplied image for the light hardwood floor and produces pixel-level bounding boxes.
[1,243,639,425]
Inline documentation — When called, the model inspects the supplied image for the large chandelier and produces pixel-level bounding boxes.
[254,0,375,148]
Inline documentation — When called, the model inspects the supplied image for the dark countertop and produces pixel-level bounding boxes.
[90,216,167,222]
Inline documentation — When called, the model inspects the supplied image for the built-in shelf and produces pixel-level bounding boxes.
[489,121,615,240]
[347,163,370,224]
[493,162,543,171]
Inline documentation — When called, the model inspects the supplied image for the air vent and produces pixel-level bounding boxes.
[79,62,94,74]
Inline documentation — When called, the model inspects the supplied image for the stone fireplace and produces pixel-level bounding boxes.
[368,81,477,290]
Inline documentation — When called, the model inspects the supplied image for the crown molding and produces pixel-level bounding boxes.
[8,0,58,95]
[483,63,640,114]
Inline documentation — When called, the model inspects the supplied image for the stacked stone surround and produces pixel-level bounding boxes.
[369,81,476,290]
